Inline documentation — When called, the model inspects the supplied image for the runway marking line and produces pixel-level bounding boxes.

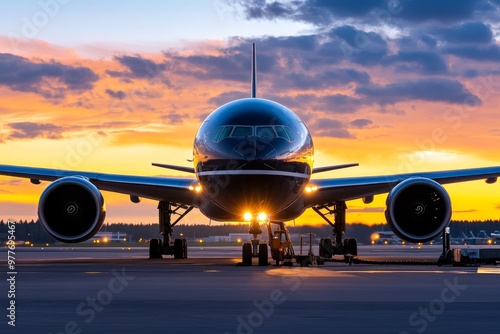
[477,267,500,274]
[266,268,472,277]
[266,268,355,277]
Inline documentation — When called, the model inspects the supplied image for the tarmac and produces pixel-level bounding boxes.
[2,245,500,334]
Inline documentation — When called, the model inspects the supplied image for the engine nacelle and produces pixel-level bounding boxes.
[385,177,451,243]
[38,177,106,243]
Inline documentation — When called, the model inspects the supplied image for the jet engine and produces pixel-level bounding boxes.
[385,177,451,243]
[38,176,106,243]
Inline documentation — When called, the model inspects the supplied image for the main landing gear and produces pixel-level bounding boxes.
[312,201,358,259]
[149,201,193,259]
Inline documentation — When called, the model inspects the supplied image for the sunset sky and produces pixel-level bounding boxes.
[1,0,500,226]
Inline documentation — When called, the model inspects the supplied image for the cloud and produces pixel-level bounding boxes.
[317,94,364,114]
[105,89,126,100]
[396,0,479,22]
[160,111,190,125]
[419,34,438,48]
[435,21,493,44]
[0,53,98,99]
[279,68,371,90]
[444,44,500,62]
[356,78,481,106]
[115,55,166,78]
[308,118,355,139]
[238,0,386,24]
[237,0,481,24]
[163,49,256,82]
[328,25,388,65]
[7,122,65,140]
[0,180,25,194]
[107,55,169,85]
[350,119,373,128]
[388,51,448,74]
[241,0,296,20]
[208,91,248,106]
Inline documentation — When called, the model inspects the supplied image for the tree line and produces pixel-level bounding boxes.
[1,219,499,245]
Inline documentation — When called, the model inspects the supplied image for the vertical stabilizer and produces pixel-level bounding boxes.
[251,43,256,98]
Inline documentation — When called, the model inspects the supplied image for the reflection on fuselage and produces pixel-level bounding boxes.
[193,98,314,220]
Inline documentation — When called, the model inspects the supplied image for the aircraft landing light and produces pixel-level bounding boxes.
[188,184,203,192]
[243,212,253,221]
[257,212,268,222]
[305,185,318,193]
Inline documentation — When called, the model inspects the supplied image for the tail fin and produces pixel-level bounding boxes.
[251,43,256,98]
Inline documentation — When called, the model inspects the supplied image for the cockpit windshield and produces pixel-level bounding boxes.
[213,125,295,143]
[232,126,253,137]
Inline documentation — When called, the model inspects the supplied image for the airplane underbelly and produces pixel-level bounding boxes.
[198,172,308,218]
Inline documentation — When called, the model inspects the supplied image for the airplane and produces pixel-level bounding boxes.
[370,231,402,245]
[1,44,500,265]
[491,231,500,240]
[459,230,495,245]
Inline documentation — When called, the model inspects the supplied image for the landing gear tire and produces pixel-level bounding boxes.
[182,238,188,258]
[149,238,163,259]
[344,238,358,256]
[258,243,268,266]
[174,238,184,259]
[242,242,252,266]
[319,238,333,258]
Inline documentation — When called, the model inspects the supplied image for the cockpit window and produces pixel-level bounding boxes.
[256,126,276,138]
[284,127,295,141]
[232,126,253,137]
[275,126,288,140]
[213,126,224,142]
[218,126,232,141]
[212,125,295,142]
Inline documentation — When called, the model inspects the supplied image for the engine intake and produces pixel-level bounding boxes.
[385,177,451,243]
[38,176,106,243]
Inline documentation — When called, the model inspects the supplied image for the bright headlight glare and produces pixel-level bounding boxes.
[306,185,318,193]
[243,212,253,221]
[257,212,268,222]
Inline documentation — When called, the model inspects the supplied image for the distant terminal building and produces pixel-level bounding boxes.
[200,233,257,243]
[201,235,231,243]
[88,232,128,243]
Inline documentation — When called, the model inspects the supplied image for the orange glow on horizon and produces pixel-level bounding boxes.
[0,41,499,226]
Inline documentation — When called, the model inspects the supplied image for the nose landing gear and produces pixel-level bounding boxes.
[240,219,296,266]
[241,220,269,266]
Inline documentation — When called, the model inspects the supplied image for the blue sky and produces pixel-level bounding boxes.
[1,1,314,52]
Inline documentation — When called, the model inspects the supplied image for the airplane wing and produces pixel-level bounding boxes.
[0,164,197,205]
[305,166,500,206]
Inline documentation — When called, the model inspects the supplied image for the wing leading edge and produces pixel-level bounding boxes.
[0,164,197,205]
[305,166,500,207]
